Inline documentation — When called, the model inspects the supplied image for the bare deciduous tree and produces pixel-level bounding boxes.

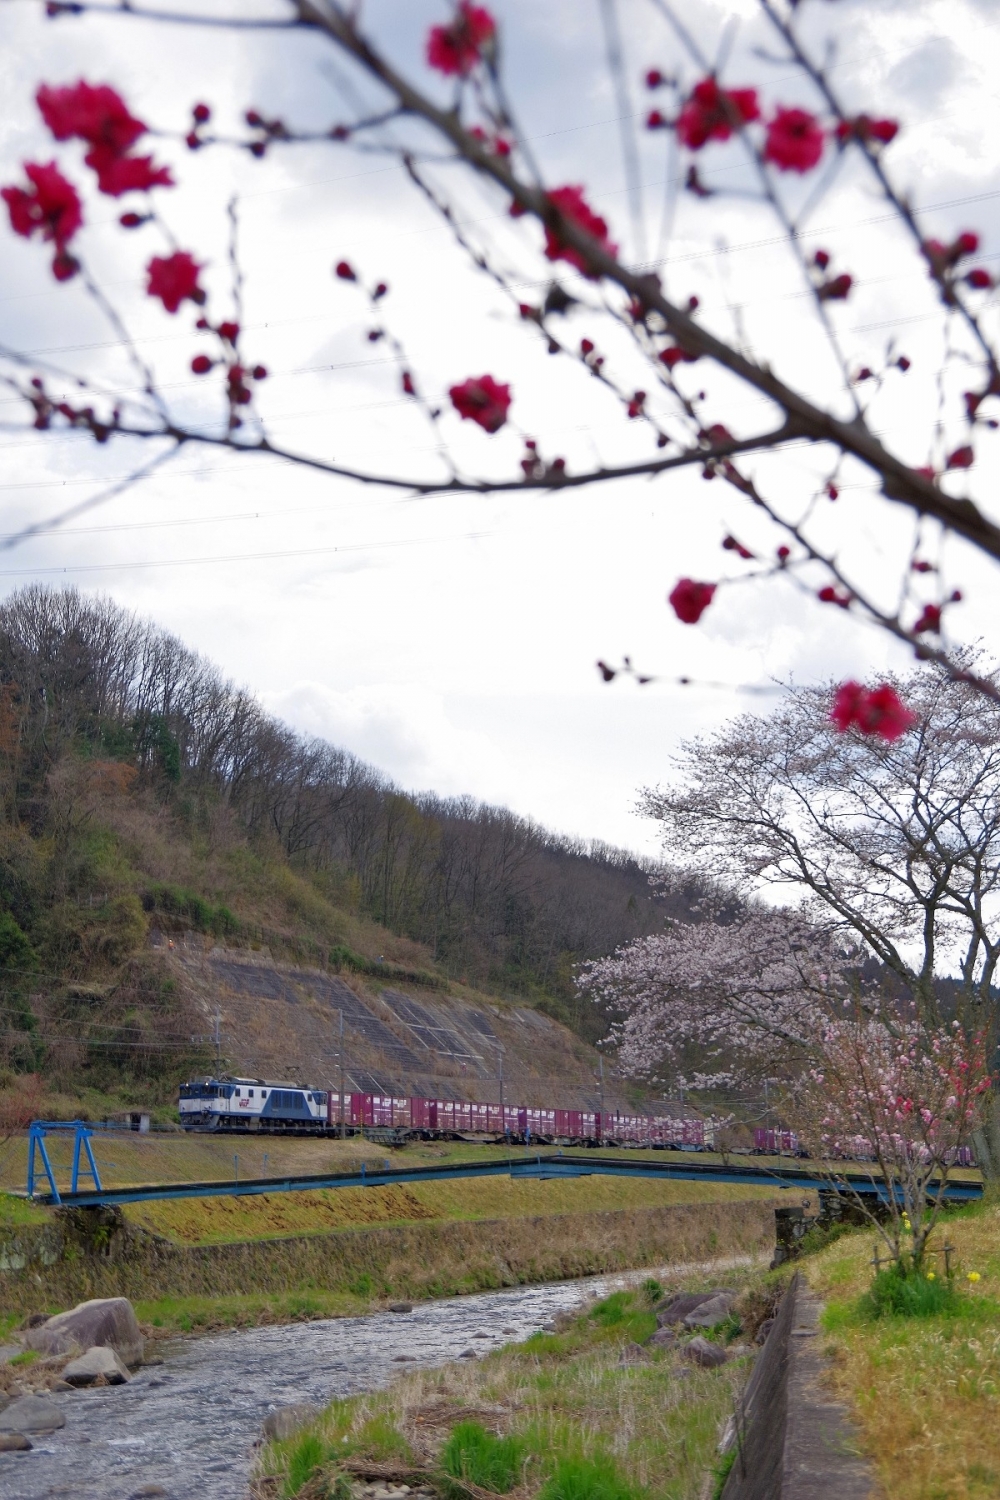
[634,662,1000,1173]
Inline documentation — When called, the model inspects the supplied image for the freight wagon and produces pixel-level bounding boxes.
[178,1076,712,1148]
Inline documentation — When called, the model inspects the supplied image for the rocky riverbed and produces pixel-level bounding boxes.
[1,1270,681,1500]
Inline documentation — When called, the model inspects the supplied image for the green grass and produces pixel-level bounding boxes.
[538,1455,643,1500]
[286,1433,327,1497]
[858,1261,960,1320]
[0,1192,51,1228]
[7,1350,39,1367]
[710,1450,737,1500]
[441,1422,529,1492]
[136,1288,370,1335]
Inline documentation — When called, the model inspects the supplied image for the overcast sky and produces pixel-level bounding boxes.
[2,0,999,857]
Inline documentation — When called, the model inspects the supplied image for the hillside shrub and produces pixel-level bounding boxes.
[143,884,239,937]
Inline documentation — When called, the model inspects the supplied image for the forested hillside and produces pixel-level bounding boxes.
[0,585,699,1107]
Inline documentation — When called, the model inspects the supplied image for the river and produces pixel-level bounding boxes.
[3,1269,660,1500]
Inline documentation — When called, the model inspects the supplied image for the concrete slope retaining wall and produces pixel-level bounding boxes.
[0,1198,776,1313]
[722,1273,873,1500]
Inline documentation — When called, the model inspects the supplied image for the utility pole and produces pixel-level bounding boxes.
[598,1055,605,1144]
[339,1008,346,1141]
[213,1011,221,1072]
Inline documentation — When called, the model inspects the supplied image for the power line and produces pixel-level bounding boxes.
[0,528,496,579]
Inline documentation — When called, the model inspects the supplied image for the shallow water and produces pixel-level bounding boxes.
[2,1271,645,1500]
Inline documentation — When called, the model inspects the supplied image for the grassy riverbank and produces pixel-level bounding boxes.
[805,1197,1000,1500]
[123,1174,780,1247]
[253,1278,754,1500]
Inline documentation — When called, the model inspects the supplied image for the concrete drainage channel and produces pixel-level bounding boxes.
[719,1273,874,1500]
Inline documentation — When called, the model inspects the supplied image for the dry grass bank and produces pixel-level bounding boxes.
[805,1199,1000,1500]
[124,1175,781,1246]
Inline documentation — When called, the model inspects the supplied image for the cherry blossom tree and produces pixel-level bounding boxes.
[793,1010,991,1269]
[1,2,999,713]
[579,896,848,1089]
[624,660,1000,1174]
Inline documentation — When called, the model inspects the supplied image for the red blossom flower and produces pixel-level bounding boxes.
[818,584,851,609]
[37,80,146,153]
[2,160,82,249]
[36,81,172,198]
[830,682,917,741]
[542,184,618,278]
[818,273,852,301]
[835,114,899,146]
[676,77,760,150]
[146,250,204,313]
[645,69,665,89]
[335,260,356,281]
[967,268,993,289]
[85,146,173,197]
[448,374,512,433]
[722,535,754,560]
[191,354,213,375]
[426,3,496,77]
[659,345,699,369]
[51,251,79,282]
[946,444,974,470]
[192,102,211,125]
[764,107,825,173]
[913,603,942,634]
[668,577,716,624]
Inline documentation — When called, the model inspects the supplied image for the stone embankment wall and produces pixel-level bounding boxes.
[0,1199,776,1313]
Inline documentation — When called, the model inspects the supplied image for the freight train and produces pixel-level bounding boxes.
[177,1076,713,1147]
[752,1126,975,1167]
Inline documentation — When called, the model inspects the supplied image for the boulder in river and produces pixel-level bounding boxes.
[262,1402,321,1441]
[645,1326,677,1349]
[62,1346,132,1387]
[683,1294,736,1330]
[682,1337,729,1369]
[25,1297,144,1367]
[0,1432,33,1452]
[655,1290,733,1327]
[388,1302,413,1314]
[0,1394,67,1433]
